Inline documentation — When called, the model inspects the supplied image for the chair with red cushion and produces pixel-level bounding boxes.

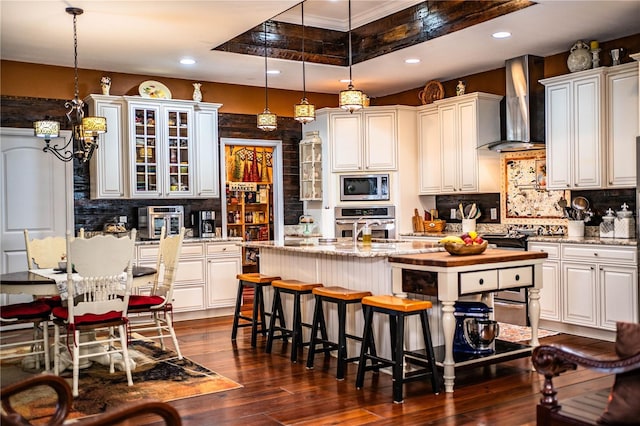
[128,227,185,359]
[0,300,51,370]
[51,230,137,397]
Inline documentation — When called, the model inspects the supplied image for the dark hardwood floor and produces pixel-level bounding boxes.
[156,314,615,426]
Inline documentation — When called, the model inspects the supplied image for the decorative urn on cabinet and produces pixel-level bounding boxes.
[567,41,592,72]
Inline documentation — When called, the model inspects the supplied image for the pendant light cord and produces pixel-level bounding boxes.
[264,21,269,109]
[72,12,79,103]
[301,1,306,98]
[348,0,353,85]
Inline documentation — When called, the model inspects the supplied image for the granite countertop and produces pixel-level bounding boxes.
[136,237,243,245]
[243,239,443,258]
[401,232,637,247]
[527,235,637,246]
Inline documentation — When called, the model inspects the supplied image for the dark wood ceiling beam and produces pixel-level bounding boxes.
[212,0,534,66]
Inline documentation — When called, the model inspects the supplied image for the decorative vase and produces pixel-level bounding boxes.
[192,83,202,102]
[100,76,111,95]
[567,41,591,72]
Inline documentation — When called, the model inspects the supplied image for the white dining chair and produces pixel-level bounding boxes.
[51,230,137,397]
[127,227,185,359]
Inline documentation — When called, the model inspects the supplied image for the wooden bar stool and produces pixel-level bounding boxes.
[231,273,281,347]
[356,295,440,403]
[265,279,323,363]
[306,286,373,380]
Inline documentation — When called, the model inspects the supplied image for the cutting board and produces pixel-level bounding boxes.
[412,208,424,232]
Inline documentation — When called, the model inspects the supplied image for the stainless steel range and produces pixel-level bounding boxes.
[335,206,396,240]
[482,232,530,326]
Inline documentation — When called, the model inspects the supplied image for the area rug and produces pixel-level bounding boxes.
[498,322,560,342]
[1,340,241,423]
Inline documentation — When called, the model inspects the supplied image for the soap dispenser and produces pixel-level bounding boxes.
[599,208,615,238]
[614,203,635,239]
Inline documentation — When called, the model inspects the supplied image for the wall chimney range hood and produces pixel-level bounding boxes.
[480,55,546,152]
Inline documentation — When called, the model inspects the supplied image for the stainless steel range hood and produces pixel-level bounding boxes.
[480,55,546,152]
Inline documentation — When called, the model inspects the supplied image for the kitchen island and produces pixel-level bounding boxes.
[245,239,547,392]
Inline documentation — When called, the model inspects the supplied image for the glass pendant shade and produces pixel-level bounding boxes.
[257,109,277,131]
[339,85,364,113]
[34,120,60,141]
[294,98,315,124]
[82,116,107,135]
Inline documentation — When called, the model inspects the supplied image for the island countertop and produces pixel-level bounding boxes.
[388,248,548,267]
[242,239,442,257]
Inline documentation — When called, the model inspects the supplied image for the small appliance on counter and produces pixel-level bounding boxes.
[192,210,216,238]
[138,206,184,240]
[453,301,500,355]
[614,203,635,239]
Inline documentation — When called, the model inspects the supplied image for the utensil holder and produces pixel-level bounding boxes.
[567,220,584,237]
[462,219,476,234]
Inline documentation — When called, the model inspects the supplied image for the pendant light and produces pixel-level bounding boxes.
[257,21,277,131]
[339,0,363,113]
[293,2,315,124]
[33,7,107,162]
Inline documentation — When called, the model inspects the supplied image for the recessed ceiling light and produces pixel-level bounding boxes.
[492,31,511,39]
[405,58,420,64]
[267,70,280,75]
[180,58,196,65]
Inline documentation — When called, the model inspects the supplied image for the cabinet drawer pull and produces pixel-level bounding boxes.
[515,274,520,281]
[594,252,598,256]
[479,278,484,285]
[222,247,227,251]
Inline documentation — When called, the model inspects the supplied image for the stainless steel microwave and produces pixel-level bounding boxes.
[138,206,184,240]
[340,174,389,201]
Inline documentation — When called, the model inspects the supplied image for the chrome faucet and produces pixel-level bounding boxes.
[353,217,382,245]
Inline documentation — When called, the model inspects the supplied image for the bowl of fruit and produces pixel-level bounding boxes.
[439,232,488,256]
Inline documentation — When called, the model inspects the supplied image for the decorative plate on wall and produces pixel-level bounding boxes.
[418,80,444,105]
[139,80,172,99]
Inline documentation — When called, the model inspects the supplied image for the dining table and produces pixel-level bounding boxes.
[0,266,157,296]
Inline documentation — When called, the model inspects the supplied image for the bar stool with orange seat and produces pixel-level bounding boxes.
[305,286,373,380]
[231,273,281,347]
[356,294,441,403]
[265,279,323,363]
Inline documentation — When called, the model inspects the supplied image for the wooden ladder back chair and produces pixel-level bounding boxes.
[128,227,185,359]
[51,230,137,397]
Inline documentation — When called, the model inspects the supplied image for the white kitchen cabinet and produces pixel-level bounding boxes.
[562,261,598,327]
[606,62,639,187]
[528,242,561,321]
[599,264,638,330]
[86,95,127,199]
[193,103,221,197]
[206,242,242,308]
[421,92,501,194]
[541,68,606,190]
[560,244,637,330]
[299,131,323,201]
[330,108,397,172]
[417,105,440,194]
[137,241,207,313]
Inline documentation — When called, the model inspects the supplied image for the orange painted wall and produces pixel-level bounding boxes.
[0,60,338,117]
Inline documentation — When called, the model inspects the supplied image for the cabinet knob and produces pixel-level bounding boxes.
[479,278,484,285]
[566,184,570,187]
[222,247,227,251]
[594,252,598,256]
[591,266,594,270]
[515,274,520,281]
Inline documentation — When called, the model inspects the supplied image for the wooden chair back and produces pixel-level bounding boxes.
[65,230,136,321]
[24,229,66,269]
[150,227,185,301]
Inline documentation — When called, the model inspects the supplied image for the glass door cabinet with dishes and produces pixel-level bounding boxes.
[224,145,274,267]
[85,95,221,199]
[128,101,194,198]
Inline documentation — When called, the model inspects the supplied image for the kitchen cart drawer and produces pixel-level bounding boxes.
[206,243,241,255]
[561,244,636,264]
[528,242,560,259]
[498,266,533,290]
[459,270,498,294]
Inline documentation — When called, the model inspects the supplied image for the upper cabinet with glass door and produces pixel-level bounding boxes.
[127,99,195,198]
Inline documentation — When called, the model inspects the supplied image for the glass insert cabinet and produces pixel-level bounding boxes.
[129,102,195,198]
